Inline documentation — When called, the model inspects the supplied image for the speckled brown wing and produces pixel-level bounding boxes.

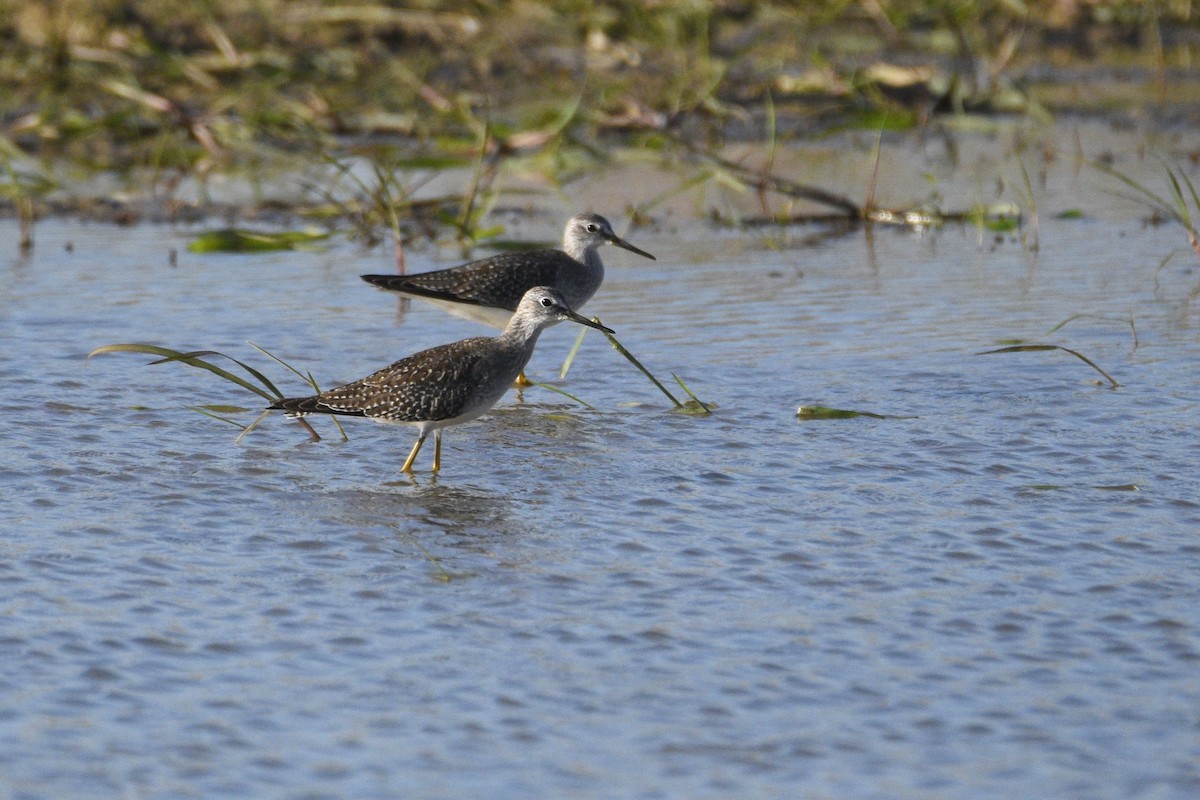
[361,250,576,310]
[271,337,501,422]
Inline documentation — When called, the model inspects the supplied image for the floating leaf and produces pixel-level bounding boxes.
[848,108,918,132]
[967,202,1022,231]
[672,373,713,415]
[677,399,714,415]
[983,217,1018,232]
[796,405,908,420]
[187,228,330,253]
[1025,482,1139,493]
[469,224,506,243]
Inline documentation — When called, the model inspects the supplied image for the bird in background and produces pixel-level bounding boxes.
[360,212,655,330]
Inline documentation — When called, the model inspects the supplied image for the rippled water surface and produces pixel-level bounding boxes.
[3,148,1200,798]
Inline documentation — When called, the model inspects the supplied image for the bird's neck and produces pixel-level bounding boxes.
[565,241,601,267]
[498,318,547,351]
[563,247,604,300]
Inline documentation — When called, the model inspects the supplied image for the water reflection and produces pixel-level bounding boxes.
[302,481,533,577]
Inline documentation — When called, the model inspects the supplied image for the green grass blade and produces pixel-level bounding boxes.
[671,373,712,415]
[235,409,275,444]
[528,381,599,412]
[1163,166,1193,230]
[191,406,251,428]
[88,343,277,401]
[979,344,1060,353]
[410,539,454,582]
[1053,345,1120,388]
[248,343,346,439]
[1183,171,1200,215]
[559,325,588,379]
[149,350,283,399]
[594,319,682,408]
[1046,314,1085,334]
[977,344,1120,388]
[1094,161,1181,223]
[221,356,283,400]
[248,341,311,391]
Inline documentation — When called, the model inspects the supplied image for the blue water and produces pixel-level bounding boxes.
[2,161,1200,798]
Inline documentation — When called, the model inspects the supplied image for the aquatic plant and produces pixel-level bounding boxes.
[187,228,330,253]
[558,312,711,414]
[0,151,54,253]
[1098,161,1200,263]
[86,337,622,442]
[796,406,914,420]
[2,0,1187,196]
[87,342,341,441]
[977,344,1120,389]
[591,319,712,415]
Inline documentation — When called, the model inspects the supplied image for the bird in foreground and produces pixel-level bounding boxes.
[360,213,655,330]
[269,287,613,474]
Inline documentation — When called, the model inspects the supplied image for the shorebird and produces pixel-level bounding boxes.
[269,287,613,474]
[360,213,655,329]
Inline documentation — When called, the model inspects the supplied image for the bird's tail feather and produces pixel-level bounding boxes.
[269,396,365,418]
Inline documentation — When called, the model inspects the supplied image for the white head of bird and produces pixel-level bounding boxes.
[562,213,656,267]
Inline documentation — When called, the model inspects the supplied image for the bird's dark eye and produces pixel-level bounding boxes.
[586,223,599,233]
[540,297,553,307]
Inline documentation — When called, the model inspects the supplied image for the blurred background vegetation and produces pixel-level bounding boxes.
[0,0,1196,225]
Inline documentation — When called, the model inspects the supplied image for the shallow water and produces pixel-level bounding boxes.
[3,135,1200,798]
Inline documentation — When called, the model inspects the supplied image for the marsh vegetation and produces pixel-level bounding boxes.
[2,1,1197,238]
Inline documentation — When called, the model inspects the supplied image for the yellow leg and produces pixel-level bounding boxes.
[513,370,533,387]
[432,430,443,474]
[401,434,426,473]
